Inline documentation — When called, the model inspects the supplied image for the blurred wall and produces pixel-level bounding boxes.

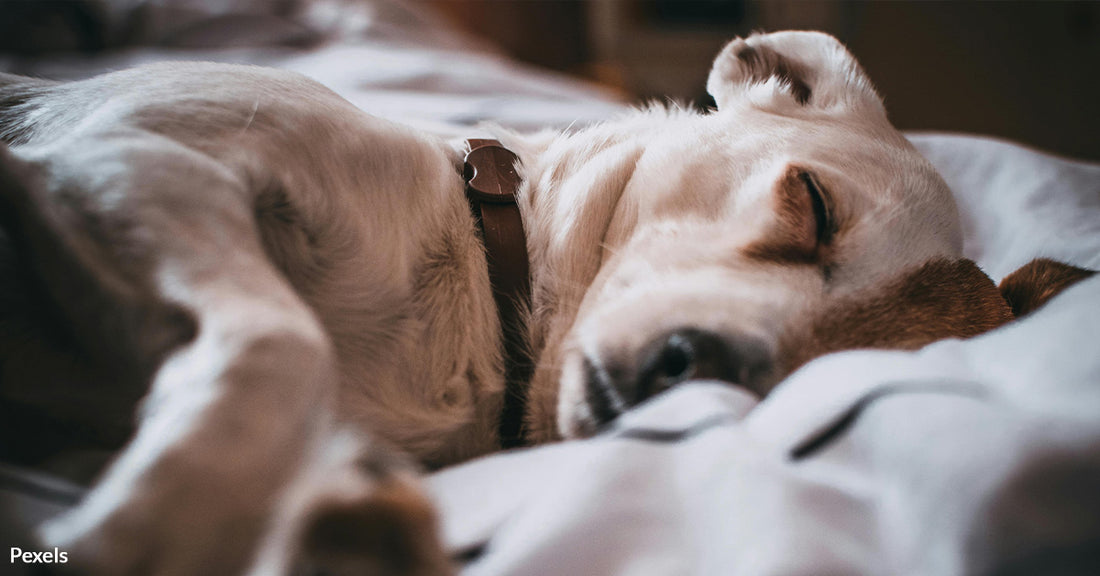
[427,0,1100,161]
[841,1,1099,161]
[421,0,590,72]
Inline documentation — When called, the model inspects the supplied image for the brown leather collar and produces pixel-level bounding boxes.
[463,138,532,449]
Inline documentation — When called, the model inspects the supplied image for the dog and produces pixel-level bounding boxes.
[0,31,1091,575]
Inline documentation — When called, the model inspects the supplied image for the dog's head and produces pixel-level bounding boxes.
[545,32,1014,438]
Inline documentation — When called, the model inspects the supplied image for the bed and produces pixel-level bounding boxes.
[2,1,1098,574]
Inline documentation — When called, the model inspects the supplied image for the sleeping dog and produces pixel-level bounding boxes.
[0,31,1090,575]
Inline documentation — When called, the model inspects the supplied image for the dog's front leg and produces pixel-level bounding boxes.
[42,297,335,575]
[43,252,448,576]
[47,316,448,576]
[0,143,446,575]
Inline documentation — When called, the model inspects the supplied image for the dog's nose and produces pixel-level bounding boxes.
[584,328,771,426]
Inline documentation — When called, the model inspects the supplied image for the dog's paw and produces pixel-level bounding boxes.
[235,432,452,576]
[290,474,451,576]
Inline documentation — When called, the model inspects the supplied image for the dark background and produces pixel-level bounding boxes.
[425,0,1100,161]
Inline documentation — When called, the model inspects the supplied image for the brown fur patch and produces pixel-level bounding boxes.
[777,258,1014,386]
[744,165,831,266]
[300,478,449,576]
[734,44,812,105]
[998,258,1096,318]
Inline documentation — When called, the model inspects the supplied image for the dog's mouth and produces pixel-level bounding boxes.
[561,327,774,436]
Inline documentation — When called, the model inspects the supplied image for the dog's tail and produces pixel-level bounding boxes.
[0,73,57,145]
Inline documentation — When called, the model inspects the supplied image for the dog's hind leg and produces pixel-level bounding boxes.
[0,139,446,575]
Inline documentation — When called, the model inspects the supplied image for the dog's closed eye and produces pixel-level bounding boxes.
[746,165,836,266]
[800,170,834,248]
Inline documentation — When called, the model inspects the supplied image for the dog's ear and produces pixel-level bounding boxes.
[706,31,883,116]
[831,258,1015,349]
[784,259,1010,369]
[998,258,1096,318]
[776,258,1014,385]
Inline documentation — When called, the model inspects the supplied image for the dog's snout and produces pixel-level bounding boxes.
[584,328,772,427]
[637,329,771,400]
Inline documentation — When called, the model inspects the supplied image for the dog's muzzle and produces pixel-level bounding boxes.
[583,328,772,426]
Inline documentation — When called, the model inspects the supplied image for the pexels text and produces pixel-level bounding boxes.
[10,547,69,564]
